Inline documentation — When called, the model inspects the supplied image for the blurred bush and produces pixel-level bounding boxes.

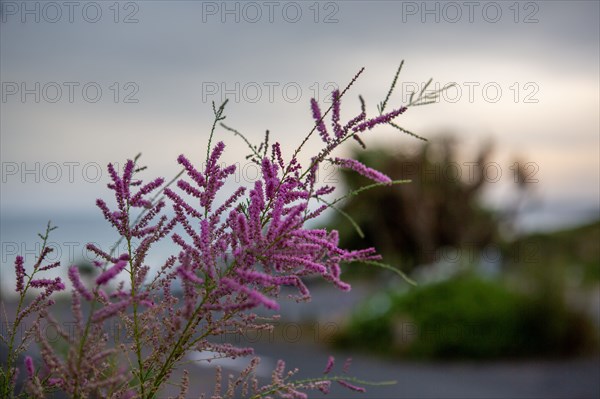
[327,137,598,360]
[328,137,500,274]
[504,221,600,285]
[334,274,597,359]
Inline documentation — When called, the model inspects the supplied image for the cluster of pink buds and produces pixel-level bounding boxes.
[3,64,438,398]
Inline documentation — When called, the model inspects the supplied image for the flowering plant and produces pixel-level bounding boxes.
[1,64,446,398]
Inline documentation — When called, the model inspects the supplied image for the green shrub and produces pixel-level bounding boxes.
[334,275,597,359]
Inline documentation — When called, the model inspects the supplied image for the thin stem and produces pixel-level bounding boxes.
[379,60,404,114]
[3,222,54,399]
[128,233,146,397]
[251,375,396,399]
[106,100,229,262]
[220,124,261,160]
[291,67,364,164]
[259,68,365,224]
[326,179,411,208]
[206,99,229,165]
[145,281,217,398]
[72,299,98,399]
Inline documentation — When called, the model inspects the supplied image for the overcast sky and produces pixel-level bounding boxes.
[1,0,599,232]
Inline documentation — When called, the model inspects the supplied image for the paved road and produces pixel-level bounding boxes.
[163,340,600,399]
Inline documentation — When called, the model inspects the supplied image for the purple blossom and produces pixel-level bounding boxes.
[311,98,330,143]
[220,278,280,310]
[139,299,155,308]
[315,185,335,196]
[29,278,65,292]
[352,106,407,133]
[68,266,93,301]
[343,357,353,373]
[323,355,335,374]
[337,379,366,392]
[177,153,206,187]
[342,99,366,135]
[47,378,62,386]
[24,356,34,378]
[92,299,130,323]
[96,259,128,286]
[317,380,331,394]
[331,90,344,138]
[14,256,25,292]
[272,142,285,169]
[177,266,204,285]
[130,177,165,208]
[262,158,279,199]
[5,75,416,398]
[334,157,392,184]
[38,261,60,272]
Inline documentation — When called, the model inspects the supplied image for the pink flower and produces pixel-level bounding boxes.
[92,299,130,323]
[24,356,34,378]
[177,267,204,285]
[323,355,335,374]
[69,265,93,301]
[352,106,407,133]
[311,98,330,143]
[220,278,280,310]
[338,379,366,392]
[8,70,418,397]
[334,157,392,184]
[29,277,65,292]
[96,259,128,286]
[14,256,25,292]
[48,378,62,386]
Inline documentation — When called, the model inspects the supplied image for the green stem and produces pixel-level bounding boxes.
[3,282,30,399]
[250,375,396,399]
[72,299,98,399]
[258,68,365,224]
[3,222,54,399]
[145,281,217,399]
[206,99,229,167]
[128,234,146,397]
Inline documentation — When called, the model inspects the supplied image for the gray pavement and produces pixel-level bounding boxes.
[163,340,600,399]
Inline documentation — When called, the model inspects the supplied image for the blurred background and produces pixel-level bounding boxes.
[1,1,599,397]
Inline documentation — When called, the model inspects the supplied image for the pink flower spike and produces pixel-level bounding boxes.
[317,381,331,394]
[343,357,352,373]
[96,259,128,285]
[14,256,25,292]
[29,278,65,292]
[24,356,34,378]
[220,278,279,310]
[323,356,335,374]
[338,379,366,393]
[48,378,62,386]
[332,89,344,138]
[177,267,204,285]
[311,98,330,143]
[334,157,392,184]
[69,265,94,301]
[29,279,54,288]
[352,106,407,133]
[139,299,154,308]
[92,299,130,323]
[97,289,109,301]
